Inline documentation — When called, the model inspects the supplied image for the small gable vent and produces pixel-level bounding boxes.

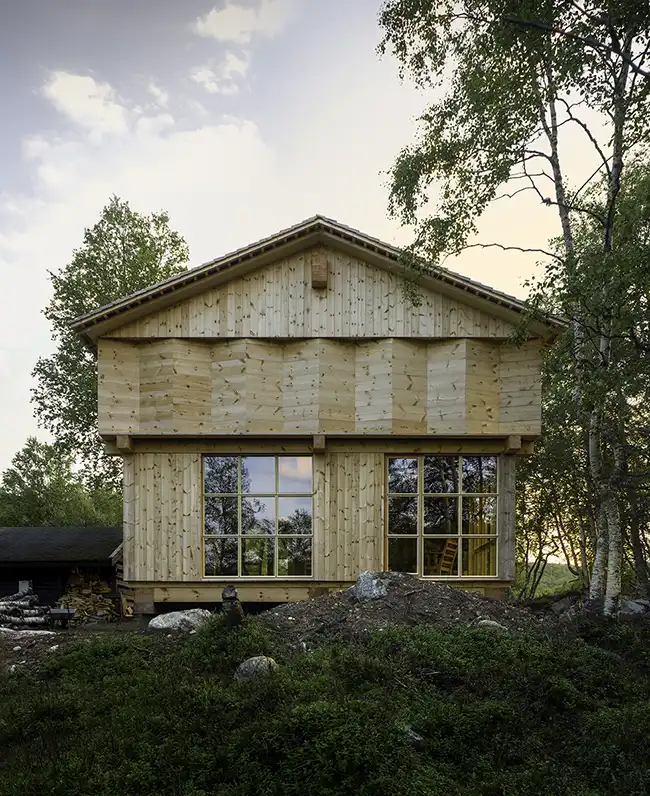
[311,247,328,289]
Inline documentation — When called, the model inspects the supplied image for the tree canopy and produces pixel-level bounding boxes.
[31,196,189,488]
[0,437,121,527]
[380,0,650,613]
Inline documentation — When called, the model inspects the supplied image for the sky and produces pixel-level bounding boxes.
[0,0,578,473]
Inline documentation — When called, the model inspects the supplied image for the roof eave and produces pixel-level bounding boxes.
[70,215,567,341]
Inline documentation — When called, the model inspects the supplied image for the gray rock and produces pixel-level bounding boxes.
[474,618,507,631]
[620,599,650,617]
[0,627,55,638]
[402,726,427,751]
[234,655,278,681]
[148,608,212,633]
[551,596,578,616]
[351,571,389,600]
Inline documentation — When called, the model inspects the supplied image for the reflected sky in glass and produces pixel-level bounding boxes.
[278,456,312,493]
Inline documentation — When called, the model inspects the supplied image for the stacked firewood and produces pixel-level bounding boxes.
[0,588,50,628]
[56,571,118,622]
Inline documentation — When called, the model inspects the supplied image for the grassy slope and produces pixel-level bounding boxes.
[1,617,650,796]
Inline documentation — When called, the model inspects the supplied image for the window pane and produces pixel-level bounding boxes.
[204,496,238,535]
[423,456,458,493]
[278,498,312,535]
[204,537,238,576]
[278,537,312,576]
[242,456,275,494]
[462,497,497,535]
[388,458,418,493]
[242,537,274,576]
[388,537,417,573]
[204,456,239,494]
[388,496,418,534]
[423,538,459,576]
[424,497,458,535]
[242,497,275,535]
[462,538,497,576]
[462,456,497,493]
[278,456,313,493]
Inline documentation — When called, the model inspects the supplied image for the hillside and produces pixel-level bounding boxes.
[1,579,650,796]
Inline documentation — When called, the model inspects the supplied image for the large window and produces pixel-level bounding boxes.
[203,455,313,578]
[386,455,498,577]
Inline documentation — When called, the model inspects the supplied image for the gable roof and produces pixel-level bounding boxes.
[71,214,566,343]
[0,527,122,566]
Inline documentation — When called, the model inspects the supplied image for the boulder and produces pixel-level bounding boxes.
[350,571,389,600]
[550,596,578,616]
[474,618,507,631]
[148,608,211,633]
[234,655,278,681]
[0,626,55,638]
[619,599,650,618]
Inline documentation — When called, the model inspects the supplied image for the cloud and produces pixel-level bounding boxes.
[42,72,129,141]
[193,0,295,44]
[191,52,250,95]
[148,82,169,107]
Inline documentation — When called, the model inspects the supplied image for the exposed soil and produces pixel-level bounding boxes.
[1,573,563,672]
[258,572,558,645]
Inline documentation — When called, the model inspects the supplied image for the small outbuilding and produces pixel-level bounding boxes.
[0,526,122,605]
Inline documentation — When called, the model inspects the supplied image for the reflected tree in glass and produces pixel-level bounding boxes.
[388,458,418,492]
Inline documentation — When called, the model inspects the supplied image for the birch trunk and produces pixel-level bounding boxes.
[589,505,608,600]
[602,488,622,616]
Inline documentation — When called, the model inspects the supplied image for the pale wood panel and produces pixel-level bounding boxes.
[122,455,136,580]
[98,340,139,432]
[427,340,467,434]
[466,340,500,434]
[318,340,356,433]
[130,452,202,582]
[499,341,542,435]
[391,340,428,433]
[498,454,516,580]
[108,247,517,340]
[98,337,543,437]
[316,451,384,581]
[354,341,393,432]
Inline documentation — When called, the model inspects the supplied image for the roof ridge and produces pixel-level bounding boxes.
[70,215,566,335]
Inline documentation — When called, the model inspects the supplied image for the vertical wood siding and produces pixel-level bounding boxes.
[108,248,517,340]
[123,452,202,581]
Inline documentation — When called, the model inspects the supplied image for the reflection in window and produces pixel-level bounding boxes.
[204,455,313,577]
[388,497,418,534]
[386,455,498,578]
[388,458,418,493]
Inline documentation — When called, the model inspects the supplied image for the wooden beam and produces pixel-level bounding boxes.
[504,434,522,454]
[116,434,135,454]
[312,434,326,452]
[103,440,120,456]
[311,248,328,289]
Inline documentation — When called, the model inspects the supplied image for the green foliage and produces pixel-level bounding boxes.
[1,618,650,795]
[0,437,121,527]
[31,196,189,488]
[378,0,650,263]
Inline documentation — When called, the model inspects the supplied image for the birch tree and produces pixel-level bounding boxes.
[379,0,650,614]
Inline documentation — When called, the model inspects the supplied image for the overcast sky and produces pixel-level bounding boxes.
[0,0,571,473]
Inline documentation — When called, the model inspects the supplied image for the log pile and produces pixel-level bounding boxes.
[56,571,118,622]
[0,588,50,628]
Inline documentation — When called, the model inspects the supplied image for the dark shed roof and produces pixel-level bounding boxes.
[0,527,122,565]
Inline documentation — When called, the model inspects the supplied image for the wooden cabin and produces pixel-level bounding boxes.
[71,216,562,613]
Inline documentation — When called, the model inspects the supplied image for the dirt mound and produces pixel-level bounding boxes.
[259,572,555,645]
